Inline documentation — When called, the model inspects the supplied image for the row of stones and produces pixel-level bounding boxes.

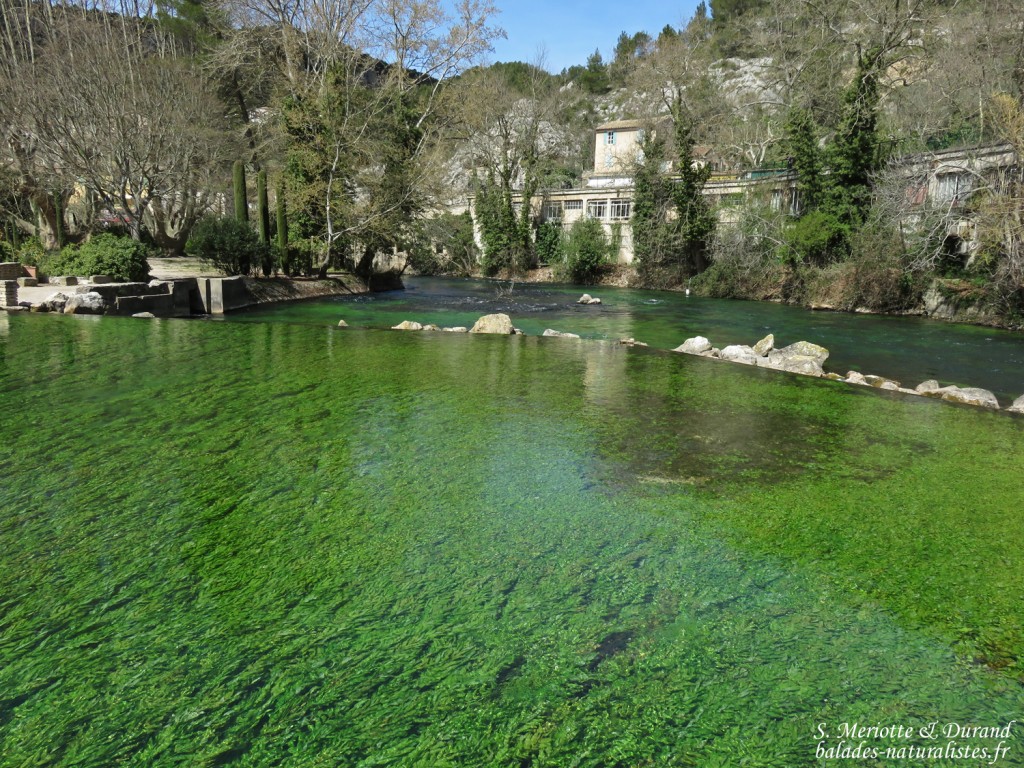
[674,333,1024,412]
[368,314,1024,414]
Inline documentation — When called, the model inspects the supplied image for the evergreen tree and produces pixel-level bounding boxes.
[783,107,824,213]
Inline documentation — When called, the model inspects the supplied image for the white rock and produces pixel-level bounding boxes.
[1008,394,1024,414]
[470,313,515,334]
[543,329,580,338]
[392,320,423,330]
[673,336,712,355]
[720,345,759,365]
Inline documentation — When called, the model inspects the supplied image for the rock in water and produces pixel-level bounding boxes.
[915,380,941,393]
[752,334,774,357]
[720,345,759,365]
[577,294,592,304]
[1009,394,1024,413]
[392,320,423,330]
[63,292,105,315]
[761,341,829,376]
[543,329,580,338]
[926,386,1000,409]
[442,326,468,333]
[470,313,515,334]
[337,319,348,327]
[673,336,712,355]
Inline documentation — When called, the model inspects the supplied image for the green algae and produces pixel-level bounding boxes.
[1,313,1023,767]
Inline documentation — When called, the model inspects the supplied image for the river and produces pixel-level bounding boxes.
[230,276,1024,403]
[1,301,1022,766]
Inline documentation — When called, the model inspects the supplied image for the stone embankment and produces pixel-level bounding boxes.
[2,274,372,318]
[376,301,1024,414]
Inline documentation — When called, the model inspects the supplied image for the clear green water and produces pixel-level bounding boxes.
[2,311,1024,767]
[231,276,1024,403]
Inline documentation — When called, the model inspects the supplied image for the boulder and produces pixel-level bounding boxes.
[470,313,515,334]
[442,326,468,333]
[422,323,441,331]
[392,320,423,330]
[752,333,774,357]
[845,371,869,385]
[824,372,844,381]
[720,345,759,365]
[577,294,593,304]
[863,374,901,389]
[132,312,156,318]
[40,292,71,313]
[673,336,712,355]
[1008,394,1024,414]
[543,329,580,338]
[618,337,648,346]
[63,291,106,315]
[915,380,941,393]
[760,341,829,377]
[921,385,1000,409]
[337,319,348,327]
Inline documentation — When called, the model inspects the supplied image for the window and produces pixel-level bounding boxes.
[610,199,631,219]
[606,131,616,145]
[564,199,583,211]
[542,201,563,221]
[935,172,970,205]
[586,200,607,219]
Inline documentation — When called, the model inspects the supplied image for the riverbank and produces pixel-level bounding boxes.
[477,263,1024,331]
[4,260,385,317]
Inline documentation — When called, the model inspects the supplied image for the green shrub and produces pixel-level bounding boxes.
[534,221,563,265]
[15,238,47,268]
[47,234,151,282]
[558,218,609,284]
[185,216,267,276]
[777,210,850,267]
[0,239,14,261]
[407,213,479,276]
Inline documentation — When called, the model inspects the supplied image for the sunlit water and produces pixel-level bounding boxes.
[2,309,1023,767]
[231,276,1024,403]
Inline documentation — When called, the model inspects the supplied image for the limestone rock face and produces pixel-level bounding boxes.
[752,334,774,357]
[720,345,759,365]
[470,313,515,334]
[392,320,423,330]
[543,329,580,338]
[673,336,712,355]
[63,292,106,315]
[932,386,1000,409]
[1008,394,1024,413]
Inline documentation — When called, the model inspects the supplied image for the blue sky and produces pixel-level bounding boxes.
[486,1,704,73]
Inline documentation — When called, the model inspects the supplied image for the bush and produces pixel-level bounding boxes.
[534,221,563,265]
[185,216,268,276]
[558,218,609,284]
[777,210,850,267]
[47,234,151,282]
